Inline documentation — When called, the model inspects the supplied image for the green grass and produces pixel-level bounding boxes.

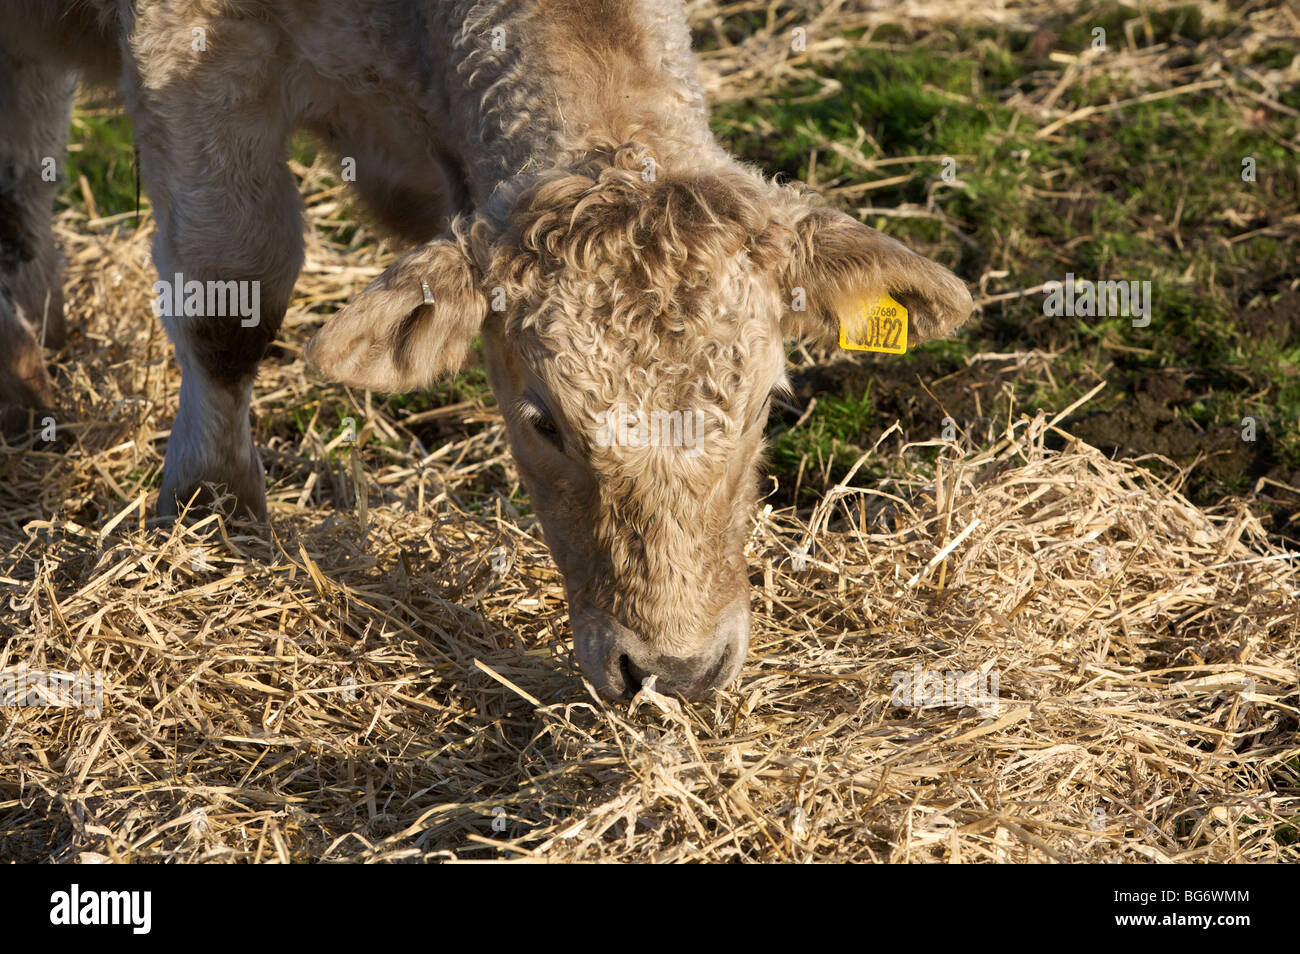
[62,110,137,218]
[769,386,878,478]
[711,3,1299,527]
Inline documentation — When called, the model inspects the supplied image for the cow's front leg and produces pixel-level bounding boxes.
[127,41,304,520]
[151,195,302,519]
[148,173,303,520]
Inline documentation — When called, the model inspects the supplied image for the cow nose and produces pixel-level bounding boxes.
[618,644,735,699]
[572,600,750,700]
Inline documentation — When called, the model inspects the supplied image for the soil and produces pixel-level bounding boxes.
[784,341,1300,546]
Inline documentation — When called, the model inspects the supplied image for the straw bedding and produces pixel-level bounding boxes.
[0,0,1296,863]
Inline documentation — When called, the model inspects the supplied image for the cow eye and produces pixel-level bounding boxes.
[534,414,560,441]
[518,396,563,448]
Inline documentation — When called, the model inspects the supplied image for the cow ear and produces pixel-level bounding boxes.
[304,237,487,392]
[781,207,974,347]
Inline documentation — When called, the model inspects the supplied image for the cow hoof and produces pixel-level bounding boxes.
[156,482,267,523]
[157,451,268,523]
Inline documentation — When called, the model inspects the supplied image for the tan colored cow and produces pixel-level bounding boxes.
[1,0,973,698]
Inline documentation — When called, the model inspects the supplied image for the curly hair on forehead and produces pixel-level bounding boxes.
[481,140,798,334]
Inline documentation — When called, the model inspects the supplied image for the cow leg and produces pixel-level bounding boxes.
[0,38,75,435]
[125,33,304,520]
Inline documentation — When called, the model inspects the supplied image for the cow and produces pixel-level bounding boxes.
[1,0,974,699]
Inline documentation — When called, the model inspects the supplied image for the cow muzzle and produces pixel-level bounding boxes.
[573,598,750,700]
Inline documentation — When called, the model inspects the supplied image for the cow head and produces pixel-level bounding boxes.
[304,143,973,700]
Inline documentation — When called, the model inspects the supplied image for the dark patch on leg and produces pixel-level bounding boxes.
[189,314,283,386]
[0,161,36,270]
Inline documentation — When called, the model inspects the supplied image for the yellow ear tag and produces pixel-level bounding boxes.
[838,293,908,354]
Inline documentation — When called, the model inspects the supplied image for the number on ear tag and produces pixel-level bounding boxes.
[838,293,908,354]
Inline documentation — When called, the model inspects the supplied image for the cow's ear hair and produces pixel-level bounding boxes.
[779,207,974,347]
[304,237,487,393]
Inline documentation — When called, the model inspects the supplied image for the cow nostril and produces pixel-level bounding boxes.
[706,642,733,685]
[618,646,731,699]
[619,653,643,697]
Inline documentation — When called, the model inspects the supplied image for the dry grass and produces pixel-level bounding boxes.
[3,207,1296,863]
[1,0,1297,863]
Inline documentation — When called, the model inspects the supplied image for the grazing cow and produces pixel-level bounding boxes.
[1,1,974,698]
